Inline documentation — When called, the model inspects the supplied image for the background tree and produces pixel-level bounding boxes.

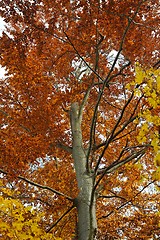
[0,0,159,239]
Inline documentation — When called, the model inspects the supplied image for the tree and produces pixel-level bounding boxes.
[0,0,159,239]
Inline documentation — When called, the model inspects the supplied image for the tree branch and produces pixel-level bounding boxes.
[86,1,143,169]
[94,148,146,192]
[98,194,126,201]
[57,142,72,153]
[153,59,160,69]
[99,180,156,219]
[0,109,32,134]
[63,32,104,82]
[0,169,73,202]
[46,205,74,233]
[94,92,135,174]
[79,86,92,124]
[94,91,143,152]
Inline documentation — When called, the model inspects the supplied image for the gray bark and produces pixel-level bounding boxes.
[70,102,97,240]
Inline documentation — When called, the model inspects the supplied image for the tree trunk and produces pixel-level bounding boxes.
[70,102,97,240]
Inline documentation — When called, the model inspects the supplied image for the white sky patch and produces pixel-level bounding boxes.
[71,49,129,83]
[0,17,5,36]
[107,49,125,68]
[0,67,6,79]
[72,58,92,80]
[112,186,122,193]
[138,182,159,195]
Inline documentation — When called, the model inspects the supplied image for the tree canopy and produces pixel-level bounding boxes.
[0,0,160,239]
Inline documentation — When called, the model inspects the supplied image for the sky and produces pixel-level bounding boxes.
[0,17,5,35]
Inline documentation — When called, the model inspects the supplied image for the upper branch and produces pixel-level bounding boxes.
[64,32,104,82]
[86,1,143,169]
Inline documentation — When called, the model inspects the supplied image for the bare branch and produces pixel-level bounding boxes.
[0,169,73,202]
[46,205,74,233]
[99,180,156,219]
[94,92,135,173]
[86,1,143,169]
[94,148,146,192]
[63,32,104,82]
[105,60,131,85]
[153,59,160,69]
[0,189,53,207]
[94,91,143,152]
[132,19,158,30]
[31,22,67,43]
[98,194,126,201]
[113,138,129,163]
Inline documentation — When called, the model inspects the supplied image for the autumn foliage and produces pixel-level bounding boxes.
[0,0,160,239]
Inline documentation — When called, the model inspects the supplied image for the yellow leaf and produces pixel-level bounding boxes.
[154,152,160,166]
[152,167,160,181]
